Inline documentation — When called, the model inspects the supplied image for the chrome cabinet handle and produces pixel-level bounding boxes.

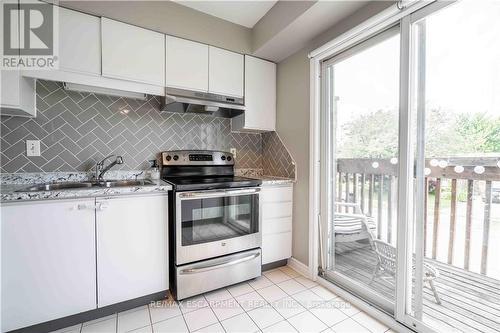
[74,203,93,210]
[179,252,260,275]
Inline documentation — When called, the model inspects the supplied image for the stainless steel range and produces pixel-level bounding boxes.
[161,150,263,300]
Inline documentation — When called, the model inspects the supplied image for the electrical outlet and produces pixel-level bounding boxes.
[230,148,237,159]
[26,140,40,157]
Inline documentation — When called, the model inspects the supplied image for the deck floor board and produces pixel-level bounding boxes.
[332,243,500,333]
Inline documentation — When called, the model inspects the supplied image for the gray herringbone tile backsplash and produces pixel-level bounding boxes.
[262,132,295,179]
[1,80,264,173]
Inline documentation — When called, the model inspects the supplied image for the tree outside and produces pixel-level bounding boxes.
[338,109,500,159]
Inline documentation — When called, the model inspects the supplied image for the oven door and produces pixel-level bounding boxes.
[176,187,261,265]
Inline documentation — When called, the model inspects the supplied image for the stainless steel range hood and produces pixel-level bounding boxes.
[161,87,245,118]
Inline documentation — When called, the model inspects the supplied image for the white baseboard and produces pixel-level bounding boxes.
[316,277,413,333]
[287,257,311,278]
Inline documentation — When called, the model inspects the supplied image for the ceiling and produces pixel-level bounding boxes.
[174,1,277,28]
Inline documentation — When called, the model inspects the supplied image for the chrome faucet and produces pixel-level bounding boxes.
[95,155,124,181]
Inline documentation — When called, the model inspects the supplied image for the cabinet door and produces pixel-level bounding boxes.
[208,46,244,97]
[96,195,168,307]
[166,36,208,92]
[243,56,276,131]
[101,18,165,86]
[1,199,96,332]
[1,70,21,109]
[0,0,36,117]
[59,7,100,75]
[262,232,292,265]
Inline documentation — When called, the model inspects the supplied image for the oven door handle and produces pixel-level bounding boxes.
[178,187,260,199]
[179,252,261,275]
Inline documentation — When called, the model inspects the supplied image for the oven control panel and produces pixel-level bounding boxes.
[161,150,234,166]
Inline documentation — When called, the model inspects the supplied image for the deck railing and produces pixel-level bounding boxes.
[336,157,500,276]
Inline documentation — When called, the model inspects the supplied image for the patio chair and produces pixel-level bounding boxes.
[370,239,442,305]
[334,202,377,247]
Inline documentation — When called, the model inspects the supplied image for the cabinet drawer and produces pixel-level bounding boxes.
[262,232,292,265]
[176,249,261,300]
[262,201,292,220]
[263,216,292,235]
[261,185,293,203]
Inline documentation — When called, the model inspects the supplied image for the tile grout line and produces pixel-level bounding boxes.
[147,305,154,333]
[349,311,388,333]
[267,270,346,333]
[63,266,367,333]
[207,269,295,332]
[254,269,311,332]
[210,290,253,332]
[206,294,228,333]
[236,284,276,333]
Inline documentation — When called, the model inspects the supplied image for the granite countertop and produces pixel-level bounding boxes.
[1,172,171,203]
[249,175,295,185]
[0,171,293,202]
[234,169,295,185]
[1,180,171,203]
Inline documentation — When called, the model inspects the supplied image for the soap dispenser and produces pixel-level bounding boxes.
[147,159,160,180]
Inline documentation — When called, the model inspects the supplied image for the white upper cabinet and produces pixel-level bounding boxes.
[59,7,101,75]
[208,46,244,97]
[101,18,165,86]
[96,195,168,307]
[232,56,276,132]
[0,1,36,117]
[166,36,208,92]
[0,70,36,117]
[1,199,97,332]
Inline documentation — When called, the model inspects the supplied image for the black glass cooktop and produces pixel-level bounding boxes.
[162,176,262,191]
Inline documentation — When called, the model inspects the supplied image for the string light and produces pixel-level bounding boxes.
[438,160,448,168]
[429,159,439,167]
[454,165,464,173]
[473,166,485,174]
[372,162,379,169]
[424,168,431,176]
[390,157,398,165]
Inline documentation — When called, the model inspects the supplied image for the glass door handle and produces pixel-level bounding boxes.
[179,252,260,274]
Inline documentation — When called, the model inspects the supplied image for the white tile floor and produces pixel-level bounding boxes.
[51,266,393,333]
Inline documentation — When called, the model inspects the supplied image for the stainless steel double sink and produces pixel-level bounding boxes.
[17,179,155,192]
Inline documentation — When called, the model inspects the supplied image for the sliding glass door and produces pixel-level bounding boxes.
[407,1,500,331]
[321,26,401,313]
[319,1,500,331]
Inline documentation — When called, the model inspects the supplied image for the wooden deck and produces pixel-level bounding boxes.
[333,242,500,333]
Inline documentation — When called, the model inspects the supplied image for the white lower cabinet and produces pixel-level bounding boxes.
[261,184,293,264]
[1,199,97,332]
[96,194,169,307]
[1,194,169,332]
